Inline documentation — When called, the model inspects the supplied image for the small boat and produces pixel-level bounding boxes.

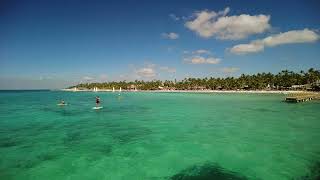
[118,87,122,95]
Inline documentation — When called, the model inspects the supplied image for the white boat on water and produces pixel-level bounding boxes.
[118,87,122,95]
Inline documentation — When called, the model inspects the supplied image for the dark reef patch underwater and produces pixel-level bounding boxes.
[169,161,320,180]
[296,161,320,180]
[170,163,247,180]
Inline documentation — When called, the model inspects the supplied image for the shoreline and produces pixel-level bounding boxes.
[60,89,312,94]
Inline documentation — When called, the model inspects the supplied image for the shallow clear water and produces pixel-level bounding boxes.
[0,91,320,180]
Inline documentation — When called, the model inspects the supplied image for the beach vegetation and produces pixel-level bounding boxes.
[70,68,320,91]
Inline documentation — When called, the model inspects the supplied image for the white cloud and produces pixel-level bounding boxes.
[169,14,180,21]
[230,42,264,54]
[185,7,270,40]
[219,7,230,16]
[262,29,319,46]
[182,49,211,55]
[221,67,240,73]
[205,57,221,64]
[184,50,221,64]
[162,32,179,39]
[122,63,177,80]
[184,55,221,64]
[83,76,94,81]
[160,66,176,73]
[230,29,319,54]
[136,67,156,78]
[192,49,211,54]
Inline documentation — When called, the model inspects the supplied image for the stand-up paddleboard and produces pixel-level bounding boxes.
[92,106,103,110]
[57,103,67,106]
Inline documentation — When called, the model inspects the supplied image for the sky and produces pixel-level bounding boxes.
[0,0,320,89]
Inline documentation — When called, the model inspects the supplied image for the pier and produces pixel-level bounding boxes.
[285,92,320,103]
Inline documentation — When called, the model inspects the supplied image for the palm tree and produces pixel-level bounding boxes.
[71,68,320,91]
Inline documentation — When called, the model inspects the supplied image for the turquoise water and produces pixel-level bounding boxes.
[0,91,320,180]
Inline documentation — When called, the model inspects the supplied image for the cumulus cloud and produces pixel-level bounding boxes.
[262,29,319,46]
[184,50,221,64]
[230,29,319,54]
[169,14,180,21]
[193,49,211,54]
[126,63,177,80]
[221,67,240,73]
[160,66,176,73]
[230,42,264,54]
[182,49,211,55]
[184,55,221,64]
[162,32,179,39]
[185,7,270,40]
[136,67,156,78]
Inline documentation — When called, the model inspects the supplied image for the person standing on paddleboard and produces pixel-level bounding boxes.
[60,100,65,105]
[57,99,66,106]
[96,96,100,107]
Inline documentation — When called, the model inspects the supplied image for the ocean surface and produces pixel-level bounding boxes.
[0,90,320,180]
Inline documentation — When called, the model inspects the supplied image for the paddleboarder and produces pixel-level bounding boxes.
[96,96,100,107]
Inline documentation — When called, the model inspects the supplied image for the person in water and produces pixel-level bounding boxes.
[58,100,66,106]
[60,100,65,105]
[96,96,100,107]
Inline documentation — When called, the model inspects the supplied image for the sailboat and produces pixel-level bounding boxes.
[112,87,115,92]
[118,87,121,95]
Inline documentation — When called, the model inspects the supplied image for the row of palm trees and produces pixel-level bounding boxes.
[70,68,320,91]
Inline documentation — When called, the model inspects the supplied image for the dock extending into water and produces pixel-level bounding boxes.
[285,92,320,103]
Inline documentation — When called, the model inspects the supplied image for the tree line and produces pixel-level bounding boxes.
[70,68,320,91]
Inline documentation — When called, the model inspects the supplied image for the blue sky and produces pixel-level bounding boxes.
[0,0,320,89]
